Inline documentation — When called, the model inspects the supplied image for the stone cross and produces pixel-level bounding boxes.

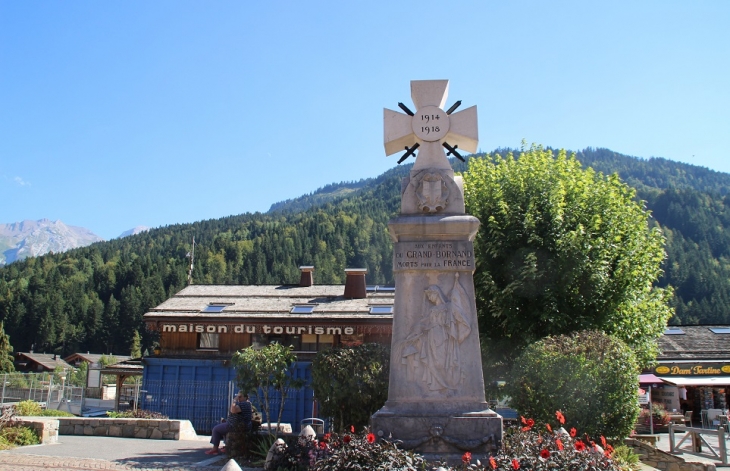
[384,80,478,171]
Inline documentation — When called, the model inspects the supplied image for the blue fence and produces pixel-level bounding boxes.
[141,358,314,434]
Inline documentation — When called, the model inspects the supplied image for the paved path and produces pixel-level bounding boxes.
[0,435,258,471]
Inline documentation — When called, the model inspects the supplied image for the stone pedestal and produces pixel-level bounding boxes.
[374,79,502,462]
[371,213,502,460]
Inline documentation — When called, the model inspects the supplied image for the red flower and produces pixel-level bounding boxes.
[323,433,331,441]
[319,440,327,449]
[569,427,577,437]
[512,458,520,470]
[462,451,472,464]
[575,441,586,451]
[366,433,376,444]
[343,435,351,444]
[520,416,535,431]
[540,448,551,459]
[556,439,564,450]
[600,435,607,449]
[350,425,355,433]
[545,423,553,433]
[555,411,565,425]
[489,456,497,469]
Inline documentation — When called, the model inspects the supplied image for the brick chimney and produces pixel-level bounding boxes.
[299,266,314,287]
[343,268,367,299]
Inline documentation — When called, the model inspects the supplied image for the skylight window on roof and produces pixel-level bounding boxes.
[369,306,393,315]
[366,286,396,293]
[202,304,228,313]
[291,305,316,314]
[709,327,730,334]
[664,327,685,335]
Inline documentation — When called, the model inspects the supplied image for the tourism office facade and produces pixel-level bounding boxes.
[140,267,394,433]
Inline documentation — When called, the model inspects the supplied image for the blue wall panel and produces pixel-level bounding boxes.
[141,358,315,434]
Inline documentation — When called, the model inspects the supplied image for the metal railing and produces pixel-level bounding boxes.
[668,423,729,465]
[0,372,62,405]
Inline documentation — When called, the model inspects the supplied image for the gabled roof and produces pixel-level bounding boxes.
[143,284,395,324]
[657,325,730,360]
[15,352,74,371]
[63,353,132,366]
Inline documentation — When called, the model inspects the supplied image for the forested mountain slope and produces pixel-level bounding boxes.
[0,147,728,356]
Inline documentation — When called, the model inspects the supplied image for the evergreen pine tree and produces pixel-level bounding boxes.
[0,322,15,373]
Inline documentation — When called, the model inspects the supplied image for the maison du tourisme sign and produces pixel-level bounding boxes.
[654,363,730,376]
[161,323,358,335]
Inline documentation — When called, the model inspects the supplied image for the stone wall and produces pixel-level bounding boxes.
[625,438,717,471]
[56,417,198,440]
[17,417,59,444]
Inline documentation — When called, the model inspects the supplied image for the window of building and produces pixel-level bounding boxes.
[291,305,316,314]
[369,305,393,315]
[197,332,219,350]
[202,304,228,313]
[318,334,334,351]
[709,327,730,334]
[664,327,685,335]
[340,333,364,347]
[366,286,396,293]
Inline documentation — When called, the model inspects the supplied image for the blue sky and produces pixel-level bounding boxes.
[1,1,728,240]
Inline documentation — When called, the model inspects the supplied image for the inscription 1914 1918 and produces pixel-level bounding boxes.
[393,241,474,271]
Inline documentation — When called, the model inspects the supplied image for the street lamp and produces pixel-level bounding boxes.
[59,368,67,403]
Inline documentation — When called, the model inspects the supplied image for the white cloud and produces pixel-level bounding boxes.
[13,176,30,187]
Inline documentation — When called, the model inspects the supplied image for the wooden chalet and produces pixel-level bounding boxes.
[14,352,73,372]
[139,267,394,433]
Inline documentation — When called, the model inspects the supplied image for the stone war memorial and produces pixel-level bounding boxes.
[371,79,503,461]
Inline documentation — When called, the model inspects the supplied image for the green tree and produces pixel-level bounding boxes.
[506,330,640,440]
[463,146,673,368]
[130,330,142,358]
[0,322,14,373]
[311,343,390,432]
[231,343,305,435]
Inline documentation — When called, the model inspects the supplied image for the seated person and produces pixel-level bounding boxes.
[207,391,252,455]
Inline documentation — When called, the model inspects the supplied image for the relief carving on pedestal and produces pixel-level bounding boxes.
[399,273,471,392]
[416,172,449,213]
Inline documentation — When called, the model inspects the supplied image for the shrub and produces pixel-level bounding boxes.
[38,409,75,417]
[0,436,12,450]
[266,429,425,471]
[611,444,641,471]
[0,425,39,446]
[263,417,625,470]
[311,343,390,431]
[488,420,621,471]
[507,330,640,439]
[14,400,42,416]
[106,409,168,419]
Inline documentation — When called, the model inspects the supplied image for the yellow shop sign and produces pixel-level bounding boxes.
[655,363,730,376]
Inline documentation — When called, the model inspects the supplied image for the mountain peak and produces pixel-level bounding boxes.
[0,219,104,265]
[118,226,151,238]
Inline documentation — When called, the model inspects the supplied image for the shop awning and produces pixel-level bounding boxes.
[639,374,666,384]
[657,376,730,386]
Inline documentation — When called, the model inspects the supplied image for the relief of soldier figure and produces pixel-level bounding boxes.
[399,273,472,393]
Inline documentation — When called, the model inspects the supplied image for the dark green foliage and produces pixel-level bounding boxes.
[311,343,390,432]
[507,330,640,440]
[0,322,14,373]
[463,147,672,367]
